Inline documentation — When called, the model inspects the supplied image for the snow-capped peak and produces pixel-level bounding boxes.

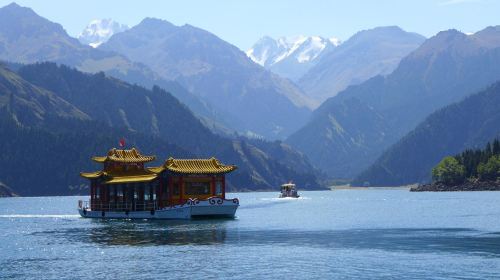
[247,35,341,67]
[246,35,342,81]
[78,19,129,48]
[329,37,341,46]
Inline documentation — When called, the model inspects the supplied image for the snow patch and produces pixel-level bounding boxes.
[247,35,341,66]
[78,18,129,48]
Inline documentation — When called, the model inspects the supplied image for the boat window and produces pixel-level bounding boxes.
[117,185,123,199]
[110,185,116,202]
[133,184,138,200]
[144,185,150,201]
[185,181,211,195]
[96,186,100,199]
[151,182,157,201]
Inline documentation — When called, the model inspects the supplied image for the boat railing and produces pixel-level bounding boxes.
[78,200,159,212]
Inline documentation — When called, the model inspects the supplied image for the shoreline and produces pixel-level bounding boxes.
[410,180,500,192]
[330,185,413,191]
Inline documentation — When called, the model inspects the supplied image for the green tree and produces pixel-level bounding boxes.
[477,155,500,180]
[432,156,466,184]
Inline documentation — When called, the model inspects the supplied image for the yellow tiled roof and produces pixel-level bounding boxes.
[163,157,237,174]
[80,170,158,184]
[104,174,158,184]
[80,171,104,179]
[147,166,165,174]
[92,148,156,163]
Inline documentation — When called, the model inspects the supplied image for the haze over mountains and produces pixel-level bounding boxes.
[0,3,323,195]
[0,62,323,195]
[298,26,425,104]
[0,2,218,128]
[2,2,500,192]
[287,26,500,179]
[99,18,314,139]
[247,27,425,106]
[246,35,340,81]
[354,81,500,186]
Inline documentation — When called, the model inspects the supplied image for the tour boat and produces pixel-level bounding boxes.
[279,182,300,198]
[78,148,239,219]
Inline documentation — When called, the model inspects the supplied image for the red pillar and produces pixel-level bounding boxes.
[211,176,216,196]
[179,176,184,204]
[222,176,226,199]
[158,178,163,208]
[168,176,173,207]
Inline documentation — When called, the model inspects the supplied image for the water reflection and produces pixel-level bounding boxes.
[30,221,500,256]
[29,219,233,246]
[226,228,500,257]
[85,219,231,246]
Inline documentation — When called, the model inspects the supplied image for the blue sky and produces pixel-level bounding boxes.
[0,0,498,50]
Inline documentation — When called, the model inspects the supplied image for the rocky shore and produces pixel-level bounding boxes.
[410,180,500,192]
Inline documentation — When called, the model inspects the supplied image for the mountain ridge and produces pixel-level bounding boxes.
[100,17,315,139]
[0,3,224,132]
[354,80,500,186]
[287,26,500,178]
[246,35,340,81]
[298,26,426,104]
[9,62,324,193]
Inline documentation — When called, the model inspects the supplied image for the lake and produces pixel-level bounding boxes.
[1,190,500,279]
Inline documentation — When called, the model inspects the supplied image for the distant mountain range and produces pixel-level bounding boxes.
[298,26,426,104]
[287,26,500,179]
[246,35,340,81]
[0,62,323,195]
[4,1,500,189]
[100,18,315,139]
[0,3,218,129]
[354,81,500,186]
[78,18,129,48]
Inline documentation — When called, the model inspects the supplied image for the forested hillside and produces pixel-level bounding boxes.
[0,62,324,195]
[354,81,500,186]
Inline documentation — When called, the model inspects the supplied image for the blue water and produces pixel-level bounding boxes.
[1,190,500,279]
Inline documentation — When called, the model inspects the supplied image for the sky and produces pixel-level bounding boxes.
[0,0,498,50]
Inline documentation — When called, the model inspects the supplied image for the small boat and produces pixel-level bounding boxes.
[279,182,300,198]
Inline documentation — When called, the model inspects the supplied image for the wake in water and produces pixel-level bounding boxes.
[260,196,310,201]
[0,214,80,218]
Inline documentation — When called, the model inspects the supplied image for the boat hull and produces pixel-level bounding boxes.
[78,197,239,220]
[190,197,239,218]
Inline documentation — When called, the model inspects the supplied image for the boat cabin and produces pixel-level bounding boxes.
[80,148,237,212]
[279,182,300,198]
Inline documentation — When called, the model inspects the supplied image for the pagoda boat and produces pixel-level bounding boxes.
[78,148,239,219]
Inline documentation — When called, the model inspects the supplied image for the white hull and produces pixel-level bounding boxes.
[78,197,239,220]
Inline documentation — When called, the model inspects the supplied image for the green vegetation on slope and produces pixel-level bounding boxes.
[355,80,500,186]
[428,139,500,186]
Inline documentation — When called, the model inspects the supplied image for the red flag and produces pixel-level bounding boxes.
[119,138,125,148]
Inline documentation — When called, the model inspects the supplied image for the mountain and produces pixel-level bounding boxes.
[9,62,323,193]
[287,27,500,178]
[0,62,193,196]
[0,3,219,129]
[246,35,340,81]
[354,81,500,186]
[100,18,314,139]
[78,19,129,48]
[0,63,89,126]
[298,26,425,104]
[0,110,193,196]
